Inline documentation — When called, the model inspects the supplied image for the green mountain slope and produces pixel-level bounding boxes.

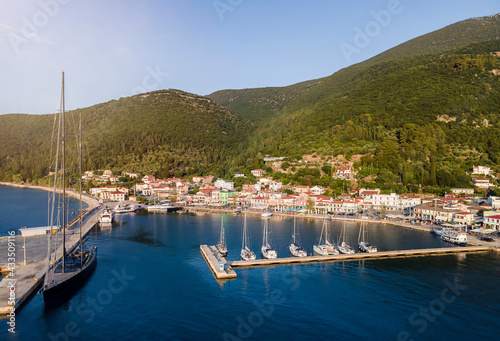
[0,89,251,181]
[208,14,500,124]
[208,14,500,192]
[2,14,500,194]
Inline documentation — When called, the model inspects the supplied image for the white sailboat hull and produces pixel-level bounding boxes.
[289,243,307,257]
[261,245,277,259]
[241,247,256,261]
[338,242,355,254]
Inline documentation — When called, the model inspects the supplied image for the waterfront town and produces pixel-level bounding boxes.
[84,163,500,231]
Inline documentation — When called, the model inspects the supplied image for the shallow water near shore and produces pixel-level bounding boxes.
[1,186,500,340]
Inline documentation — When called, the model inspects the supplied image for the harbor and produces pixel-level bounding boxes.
[1,185,500,340]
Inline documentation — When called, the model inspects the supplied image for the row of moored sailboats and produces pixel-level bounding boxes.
[216,214,378,261]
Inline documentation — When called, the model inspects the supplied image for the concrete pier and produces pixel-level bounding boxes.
[200,245,237,280]
[0,204,101,316]
[229,246,494,269]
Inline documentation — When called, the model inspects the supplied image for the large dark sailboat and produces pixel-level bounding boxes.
[43,72,97,302]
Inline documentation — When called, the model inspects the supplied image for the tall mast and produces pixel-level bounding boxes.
[79,110,83,266]
[242,212,246,249]
[61,71,66,273]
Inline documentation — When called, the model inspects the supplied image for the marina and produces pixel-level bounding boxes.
[202,244,495,278]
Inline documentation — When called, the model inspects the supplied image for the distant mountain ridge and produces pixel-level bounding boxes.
[1,14,500,192]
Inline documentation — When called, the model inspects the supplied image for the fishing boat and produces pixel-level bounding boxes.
[313,216,339,256]
[289,216,307,257]
[99,208,115,224]
[43,72,97,302]
[441,230,468,246]
[261,218,277,259]
[431,226,451,236]
[241,212,256,261]
[337,220,355,254]
[113,203,136,213]
[358,220,377,253]
[148,201,175,212]
[261,211,273,218]
[216,216,228,257]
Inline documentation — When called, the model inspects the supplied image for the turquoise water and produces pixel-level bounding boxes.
[1,186,499,340]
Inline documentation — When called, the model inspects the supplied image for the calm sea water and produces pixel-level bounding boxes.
[1,185,499,340]
[0,185,86,236]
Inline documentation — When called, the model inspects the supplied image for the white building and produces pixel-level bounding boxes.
[473,178,493,188]
[214,179,235,191]
[488,196,500,210]
[400,195,422,210]
[371,193,400,210]
[451,188,474,195]
[251,169,266,177]
[483,214,500,230]
[310,186,326,195]
[472,166,492,176]
[269,181,282,191]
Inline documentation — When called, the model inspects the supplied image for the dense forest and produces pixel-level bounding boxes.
[0,90,253,183]
[1,14,500,195]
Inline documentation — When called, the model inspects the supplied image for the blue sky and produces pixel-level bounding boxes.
[0,0,499,114]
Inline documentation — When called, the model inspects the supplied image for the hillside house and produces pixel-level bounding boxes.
[310,186,325,195]
[451,188,474,196]
[472,166,492,176]
[251,169,266,177]
[142,175,156,184]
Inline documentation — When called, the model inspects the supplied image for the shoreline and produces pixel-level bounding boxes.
[2,183,495,248]
[0,182,99,210]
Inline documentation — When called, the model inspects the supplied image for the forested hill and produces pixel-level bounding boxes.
[0,89,252,181]
[2,14,500,194]
[207,14,500,192]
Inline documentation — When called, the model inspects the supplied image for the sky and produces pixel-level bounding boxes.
[0,0,499,114]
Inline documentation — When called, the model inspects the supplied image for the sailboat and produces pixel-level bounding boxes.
[289,216,307,257]
[337,220,355,254]
[43,72,97,301]
[216,215,228,257]
[261,218,277,259]
[313,216,339,256]
[240,212,256,261]
[358,220,378,253]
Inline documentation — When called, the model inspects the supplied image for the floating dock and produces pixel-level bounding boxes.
[0,206,101,316]
[200,245,237,280]
[229,246,494,269]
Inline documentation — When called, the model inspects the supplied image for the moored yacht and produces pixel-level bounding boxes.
[261,219,277,259]
[338,220,355,254]
[289,216,307,257]
[113,203,136,213]
[99,208,115,224]
[216,216,228,257]
[313,217,339,256]
[358,221,377,253]
[148,201,175,212]
[241,212,256,261]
